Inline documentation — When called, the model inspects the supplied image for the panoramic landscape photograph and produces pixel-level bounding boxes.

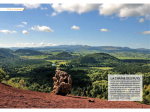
[0,2,150,109]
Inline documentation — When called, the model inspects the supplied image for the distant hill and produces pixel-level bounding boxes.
[0,48,15,58]
[46,51,79,60]
[9,45,150,54]
[0,48,14,54]
[69,53,121,67]
[56,51,72,57]
[14,49,44,56]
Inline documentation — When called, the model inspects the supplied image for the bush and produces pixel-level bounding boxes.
[0,68,7,82]
[143,85,150,105]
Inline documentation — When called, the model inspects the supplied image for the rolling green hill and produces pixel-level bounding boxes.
[55,51,72,57]
[10,45,150,59]
[46,51,79,60]
[14,49,44,56]
[0,48,15,58]
[69,53,121,67]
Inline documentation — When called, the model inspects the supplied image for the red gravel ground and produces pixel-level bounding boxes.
[0,83,150,108]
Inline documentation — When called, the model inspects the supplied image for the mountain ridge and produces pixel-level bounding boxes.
[8,45,150,53]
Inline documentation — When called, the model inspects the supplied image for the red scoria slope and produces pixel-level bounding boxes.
[0,83,150,108]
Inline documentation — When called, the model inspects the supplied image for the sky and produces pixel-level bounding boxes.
[0,3,150,49]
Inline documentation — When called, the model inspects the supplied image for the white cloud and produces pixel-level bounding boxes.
[16,3,41,9]
[31,27,36,30]
[0,44,12,47]
[14,42,58,47]
[0,30,11,34]
[38,42,44,46]
[71,25,80,30]
[51,4,99,14]
[31,43,35,45]
[142,31,150,34]
[0,44,4,47]
[100,28,109,32]
[22,30,29,34]
[50,4,150,19]
[24,43,30,45]
[71,42,76,44]
[47,12,57,17]
[51,12,57,17]
[22,22,27,25]
[41,7,47,10]
[31,25,54,32]
[0,30,17,34]
[17,25,24,27]
[15,43,36,47]
[11,31,17,33]
[99,4,124,16]
[99,4,150,18]
[14,43,23,46]
[145,14,150,20]
[47,43,57,46]
[139,18,144,23]
[136,44,140,45]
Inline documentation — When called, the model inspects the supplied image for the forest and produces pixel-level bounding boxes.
[0,47,150,105]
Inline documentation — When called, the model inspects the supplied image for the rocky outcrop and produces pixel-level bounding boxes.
[52,69,72,95]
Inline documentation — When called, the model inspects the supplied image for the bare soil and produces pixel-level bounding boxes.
[0,83,150,108]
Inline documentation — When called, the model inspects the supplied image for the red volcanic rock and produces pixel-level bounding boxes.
[52,69,72,95]
[0,83,150,108]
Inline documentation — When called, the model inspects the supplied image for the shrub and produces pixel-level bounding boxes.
[0,68,7,82]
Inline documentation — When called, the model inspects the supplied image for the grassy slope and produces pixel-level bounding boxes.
[71,67,114,70]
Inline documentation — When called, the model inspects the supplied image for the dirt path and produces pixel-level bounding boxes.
[0,83,150,108]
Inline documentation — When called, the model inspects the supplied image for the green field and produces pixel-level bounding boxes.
[70,67,114,70]
[117,57,150,60]
[20,55,49,59]
[46,60,68,66]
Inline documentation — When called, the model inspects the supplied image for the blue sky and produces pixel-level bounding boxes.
[0,4,150,49]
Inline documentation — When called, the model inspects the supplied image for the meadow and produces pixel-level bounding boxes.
[70,67,114,70]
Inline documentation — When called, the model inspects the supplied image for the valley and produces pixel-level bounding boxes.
[0,45,150,105]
